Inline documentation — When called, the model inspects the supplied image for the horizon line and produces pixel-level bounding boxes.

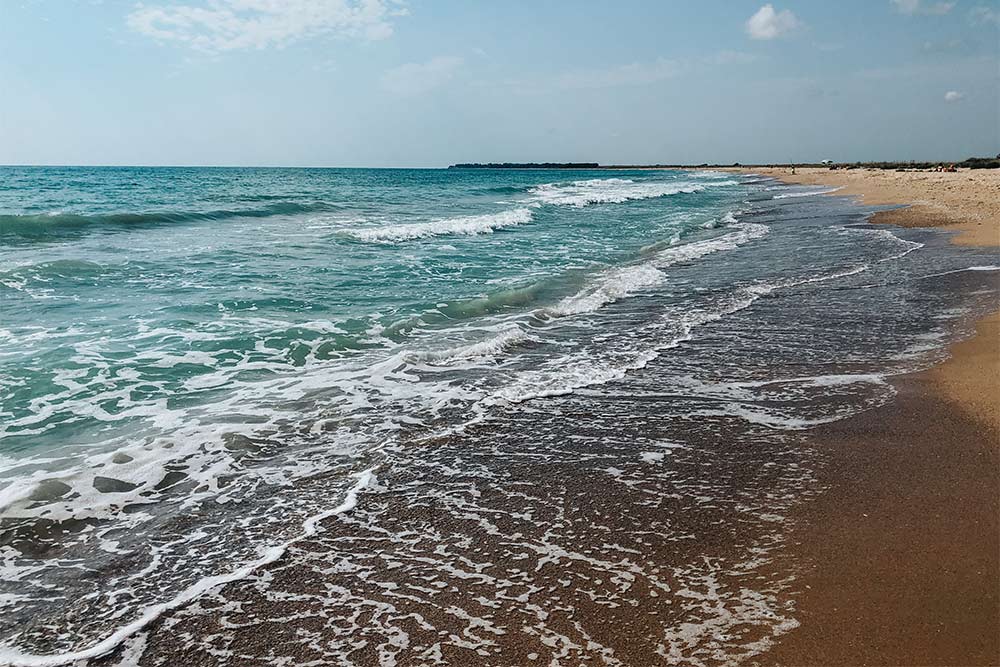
[0,158,993,170]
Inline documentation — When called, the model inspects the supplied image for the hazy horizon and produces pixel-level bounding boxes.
[1,157,997,169]
[2,0,998,168]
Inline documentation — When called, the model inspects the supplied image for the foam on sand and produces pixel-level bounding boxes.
[0,470,376,667]
[772,187,842,199]
[918,264,1000,279]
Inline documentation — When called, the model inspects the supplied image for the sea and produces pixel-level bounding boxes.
[0,166,997,666]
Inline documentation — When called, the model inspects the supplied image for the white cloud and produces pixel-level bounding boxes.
[555,58,680,89]
[969,5,1000,24]
[746,4,800,40]
[944,90,965,102]
[381,56,463,95]
[127,0,407,52]
[890,0,955,15]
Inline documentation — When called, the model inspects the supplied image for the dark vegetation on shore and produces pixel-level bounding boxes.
[448,162,601,169]
[748,156,1000,170]
[448,156,1000,170]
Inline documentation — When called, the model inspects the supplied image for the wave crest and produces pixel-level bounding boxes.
[529,178,738,207]
[0,202,336,242]
[340,207,534,243]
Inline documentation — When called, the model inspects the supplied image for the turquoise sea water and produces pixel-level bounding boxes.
[1,166,997,664]
[0,167,743,468]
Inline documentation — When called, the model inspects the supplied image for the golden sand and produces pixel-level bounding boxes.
[734,166,1000,246]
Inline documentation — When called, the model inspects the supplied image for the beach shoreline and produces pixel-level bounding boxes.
[725,166,1000,246]
[732,167,1000,665]
[6,167,997,667]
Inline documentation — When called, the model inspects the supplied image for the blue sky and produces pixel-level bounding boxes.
[1,0,997,166]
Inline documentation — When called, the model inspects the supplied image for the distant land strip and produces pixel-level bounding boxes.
[448,162,601,169]
[447,156,1000,170]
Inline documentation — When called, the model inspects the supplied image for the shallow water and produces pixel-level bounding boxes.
[0,167,997,665]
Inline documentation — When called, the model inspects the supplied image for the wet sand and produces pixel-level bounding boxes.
[765,331,1000,666]
[746,167,1000,665]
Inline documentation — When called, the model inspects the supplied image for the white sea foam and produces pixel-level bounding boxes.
[0,322,478,540]
[0,470,376,667]
[341,207,534,242]
[690,170,732,180]
[771,187,842,199]
[549,222,770,318]
[491,255,884,408]
[918,264,1000,279]
[841,225,925,262]
[489,348,661,404]
[529,178,737,207]
[493,286,769,405]
[405,327,532,365]
[489,222,773,403]
[550,264,666,316]
[651,222,769,268]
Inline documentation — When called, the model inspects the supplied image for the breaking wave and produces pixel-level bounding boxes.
[529,177,738,207]
[340,207,535,242]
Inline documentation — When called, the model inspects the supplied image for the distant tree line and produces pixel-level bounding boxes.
[955,156,1000,169]
[742,156,1000,170]
[447,156,1000,170]
[448,162,601,169]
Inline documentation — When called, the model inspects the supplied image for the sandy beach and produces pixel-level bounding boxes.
[737,167,1000,665]
[738,166,1000,246]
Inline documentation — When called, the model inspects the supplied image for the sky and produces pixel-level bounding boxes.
[0,0,998,167]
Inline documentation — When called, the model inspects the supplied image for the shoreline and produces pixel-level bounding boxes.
[738,167,1000,665]
[725,166,1000,246]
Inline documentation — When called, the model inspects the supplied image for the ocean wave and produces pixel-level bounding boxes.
[0,202,336,242]
[549,221,768,318]
[490,284,772,405]
[475,184,528,195]
[404,327,533,365]
[650,222,769,268]
[489,251,889,408]
[0,258,106,282]
[529,178,738,207]
[340,207,534,242]
[549,264,666,316]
